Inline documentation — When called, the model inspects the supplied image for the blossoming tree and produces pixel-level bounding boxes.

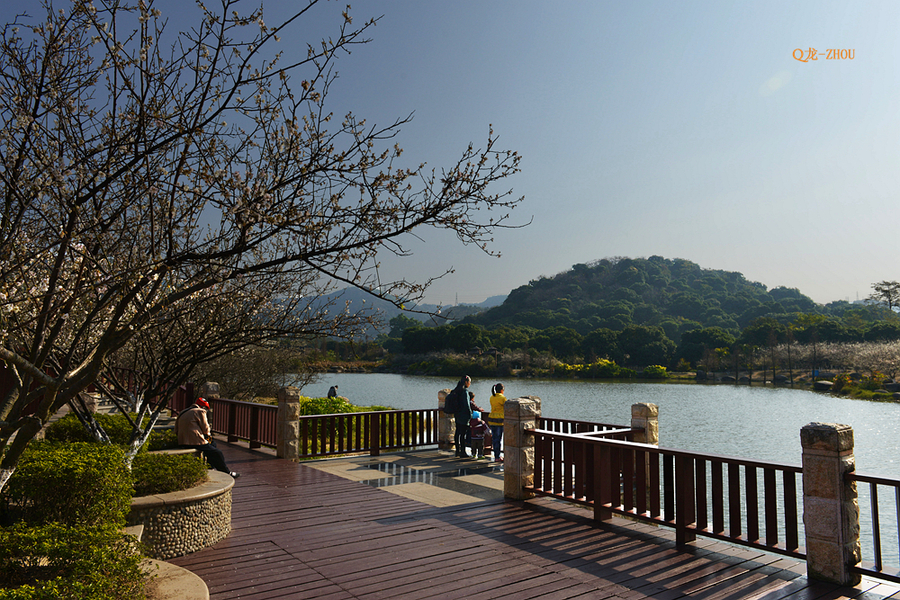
[0,0,523,489]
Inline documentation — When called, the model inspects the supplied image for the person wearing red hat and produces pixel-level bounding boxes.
[176,398,240,478]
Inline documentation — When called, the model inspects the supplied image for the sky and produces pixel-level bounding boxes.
[7,1,900,307]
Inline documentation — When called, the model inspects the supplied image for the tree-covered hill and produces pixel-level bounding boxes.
[376,255,898,371]
[461,256,869,343]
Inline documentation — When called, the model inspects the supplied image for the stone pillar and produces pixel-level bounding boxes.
[801,422,861,585]
[438,389,454,451]
[199,382,221,399]
[631,403,658,445]
[503,396,541,501]
[276,387,302,461]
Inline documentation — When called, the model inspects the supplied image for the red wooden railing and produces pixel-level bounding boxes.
[848,472,900,584]
[526,425,806,560]
[528,421,900,583]
[297,409,438,459]
[538,417,640,438]
[170,392,438,458]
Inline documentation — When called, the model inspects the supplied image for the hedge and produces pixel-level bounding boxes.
[0,523,145,600]
[2,443,132,527]
[0,444,147,599]
[131,453,208,497]
[43,413,178,451]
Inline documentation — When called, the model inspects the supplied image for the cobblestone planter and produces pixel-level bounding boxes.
[128,470,234,560]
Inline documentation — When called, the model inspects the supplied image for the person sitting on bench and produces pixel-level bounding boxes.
[176,398,240,478]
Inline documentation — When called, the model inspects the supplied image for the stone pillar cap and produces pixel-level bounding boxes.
[800,422,854,451]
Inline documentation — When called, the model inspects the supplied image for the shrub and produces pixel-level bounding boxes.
[673,358,692,372]
[0,444,147,599]
[300,396,355,415]
[832,373,852,392]
[858,373,885,392]
[0,523,145,600]
[556,359,636,379]
[131,453,208,497]
[44,413,178,450]
[145,428,178,451]
[643,365,668,379]
[2,443,131,527]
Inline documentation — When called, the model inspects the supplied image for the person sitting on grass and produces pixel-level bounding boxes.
[176,398,240,478]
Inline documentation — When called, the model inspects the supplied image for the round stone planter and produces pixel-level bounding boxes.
[128,470,234,560]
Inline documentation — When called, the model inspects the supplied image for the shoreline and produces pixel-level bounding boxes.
[315,361,900,403]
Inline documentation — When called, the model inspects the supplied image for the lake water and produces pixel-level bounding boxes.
[314,372,900,565]
[315,372,900,479]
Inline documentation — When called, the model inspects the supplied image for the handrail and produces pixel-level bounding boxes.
[525,426,806,560]
[295,408,438,459]
[172,394,439,459]
[847,471,900,584]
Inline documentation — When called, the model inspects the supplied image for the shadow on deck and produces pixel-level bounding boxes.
[170,441,900,600]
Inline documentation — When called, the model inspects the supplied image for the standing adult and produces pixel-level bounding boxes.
[486,383,506,462]
[451,376,472,458]
[176,398,240,478]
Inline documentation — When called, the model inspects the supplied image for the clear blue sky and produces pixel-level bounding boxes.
[7,1,900,307]
[315,1,900,308]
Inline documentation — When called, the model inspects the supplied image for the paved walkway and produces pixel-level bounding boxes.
[170,442,900,599]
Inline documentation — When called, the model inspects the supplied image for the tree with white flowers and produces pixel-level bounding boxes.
[0,0,523,490]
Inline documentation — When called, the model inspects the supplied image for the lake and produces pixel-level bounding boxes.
[314,372,900,479]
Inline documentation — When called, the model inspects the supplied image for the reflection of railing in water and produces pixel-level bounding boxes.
[526,418,900,585]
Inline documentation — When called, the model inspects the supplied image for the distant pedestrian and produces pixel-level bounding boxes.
[487,383,506,462]
[328,385,338,398]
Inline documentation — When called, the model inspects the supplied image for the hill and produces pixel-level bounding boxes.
[463,256,831,342]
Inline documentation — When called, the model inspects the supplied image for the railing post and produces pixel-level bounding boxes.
[370,412,381,457]
[631,403,658,444]
[675,454,697,545]
[276,387,302,461]
[249,405,261,449]
[227,403,238,443]
[503,396,541,501]
[199,381,220,400]
[438,389,454,450]
[594,444,613,521]
[632,403,659,520]
[801,422,861,585]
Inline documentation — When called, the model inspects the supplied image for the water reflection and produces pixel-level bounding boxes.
[362,460,502,502]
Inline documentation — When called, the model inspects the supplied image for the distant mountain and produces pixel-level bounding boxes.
[478,295,507,308]
[316,287,506,338]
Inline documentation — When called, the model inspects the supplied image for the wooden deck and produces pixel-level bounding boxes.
[170,442,900,600]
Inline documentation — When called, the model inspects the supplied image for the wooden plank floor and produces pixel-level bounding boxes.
[170,443,900,600]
